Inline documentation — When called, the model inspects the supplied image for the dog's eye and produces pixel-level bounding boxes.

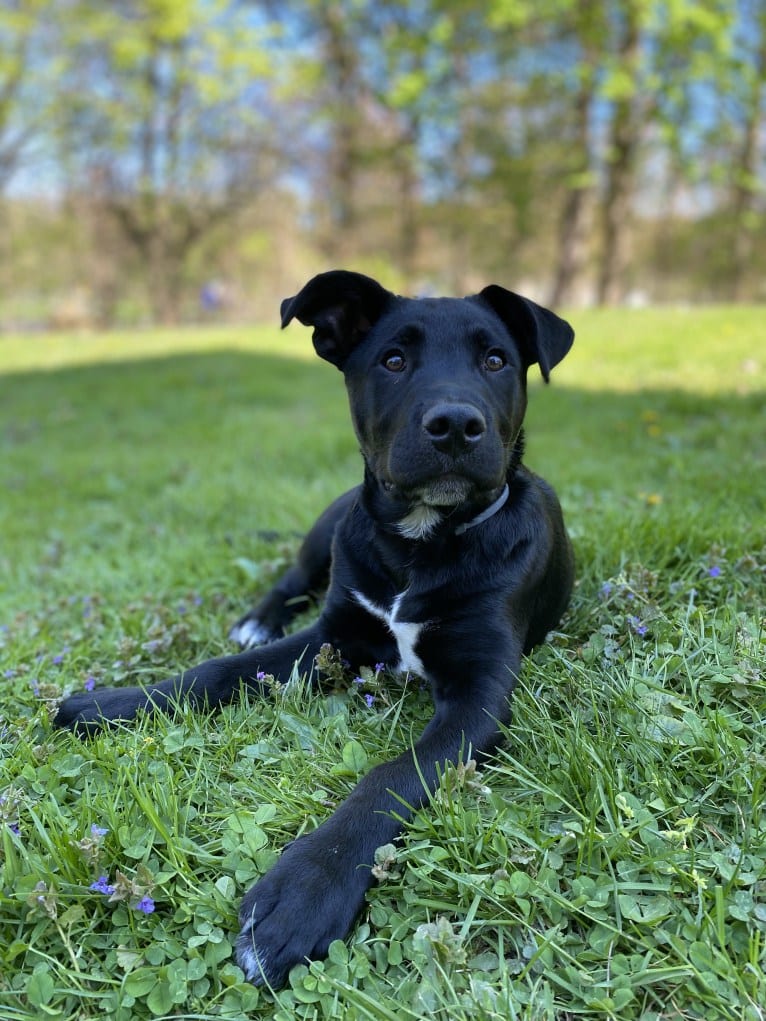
[382,351,406,373]
[484,350,506,372]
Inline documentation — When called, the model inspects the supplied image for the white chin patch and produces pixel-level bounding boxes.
[396,504,443,541]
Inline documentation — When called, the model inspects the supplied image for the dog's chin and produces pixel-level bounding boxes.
[380,473,474,506]
[418,476,473,507]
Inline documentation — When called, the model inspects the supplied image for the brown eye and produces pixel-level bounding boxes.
[382,350,406,372]
[484,350,506,372]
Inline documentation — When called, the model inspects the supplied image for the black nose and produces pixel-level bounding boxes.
[422,402,486,455]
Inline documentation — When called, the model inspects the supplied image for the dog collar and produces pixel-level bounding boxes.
[454,484,510,535]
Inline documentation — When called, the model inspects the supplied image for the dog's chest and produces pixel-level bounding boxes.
[351,590,426,676]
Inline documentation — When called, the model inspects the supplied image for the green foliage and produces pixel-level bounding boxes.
[2,0,766,320]
[0,312,765,1017]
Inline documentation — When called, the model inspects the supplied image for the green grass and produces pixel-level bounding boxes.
[0,306,764,1020]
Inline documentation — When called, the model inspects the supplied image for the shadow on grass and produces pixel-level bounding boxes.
[1,348,764,565]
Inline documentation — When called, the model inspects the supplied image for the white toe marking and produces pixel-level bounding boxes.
[237,928,268,982]
[352,590,426,676]
[230,619,273,648]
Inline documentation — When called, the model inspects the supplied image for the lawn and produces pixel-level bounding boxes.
[0,306,764,1020]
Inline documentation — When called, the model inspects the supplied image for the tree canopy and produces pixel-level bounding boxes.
[1,0,764,325]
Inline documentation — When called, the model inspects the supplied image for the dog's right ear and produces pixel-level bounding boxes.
[280,270,395,369]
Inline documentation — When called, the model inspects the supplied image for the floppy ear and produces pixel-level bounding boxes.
[280,270,395,369]
[477,285,574,382]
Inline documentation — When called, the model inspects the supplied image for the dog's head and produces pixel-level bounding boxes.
[281,270,574,538]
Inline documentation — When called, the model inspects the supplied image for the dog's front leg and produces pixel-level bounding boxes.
[54,623,327,735]
[235,660,518,988]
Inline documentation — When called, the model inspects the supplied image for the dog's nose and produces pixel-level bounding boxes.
[422,403,486,455]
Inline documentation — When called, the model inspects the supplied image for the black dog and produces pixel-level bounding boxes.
[55,270,575,988]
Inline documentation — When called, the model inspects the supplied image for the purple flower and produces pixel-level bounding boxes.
[90,876,115,896]
[364,694,375,709]
[52,647,70,665]
[3,669,16,679]
[375,663,386,673]
[135,896,155,914]
[628,615,648,637]
[600,582,613,598]
[353,676,365,686]
[84,677,96,692]
[708,565,721,578]
[256,671,266,680]
[8,822,20,836]
[91,824,108,838]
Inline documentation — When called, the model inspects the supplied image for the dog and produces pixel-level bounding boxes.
[55,270,575,988]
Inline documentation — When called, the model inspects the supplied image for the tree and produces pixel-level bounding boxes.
[0,1,49,191]
[57,0,279,323]
[726,0,766,298]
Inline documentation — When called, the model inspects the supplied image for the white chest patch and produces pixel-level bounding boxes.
[352,590,426,676]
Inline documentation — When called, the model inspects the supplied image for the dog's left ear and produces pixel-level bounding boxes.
[280,270,395,369]
[477,285,574,382]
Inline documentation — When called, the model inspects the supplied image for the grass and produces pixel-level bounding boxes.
[0,305,764,1020]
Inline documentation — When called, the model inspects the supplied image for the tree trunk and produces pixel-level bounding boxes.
[549,81,594,307]
[728,23,766,301]
[321,6,362,260]
[596,11,641,306]
[394,118,420,278]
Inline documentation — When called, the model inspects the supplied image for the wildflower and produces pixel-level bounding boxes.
[375,662,385,673]
[708,565,721,578]
[640,492,663,506]
[84,677,96,692]
[52,648,70,665]
[134,896,155,914]
[600,582,613,599]
[256,671,266,680]
[364,694,375,709]
[628,615,648,637]
[90,876,116,896]
[3,669,16,679]
[353,676,365,686]
[91,824,108,838]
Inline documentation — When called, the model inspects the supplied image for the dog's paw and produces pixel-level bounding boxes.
[54,686,148,735]
[228,614,282,649]
[234,835,369,988]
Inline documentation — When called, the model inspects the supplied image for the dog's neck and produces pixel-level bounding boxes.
[453,484,509,535]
